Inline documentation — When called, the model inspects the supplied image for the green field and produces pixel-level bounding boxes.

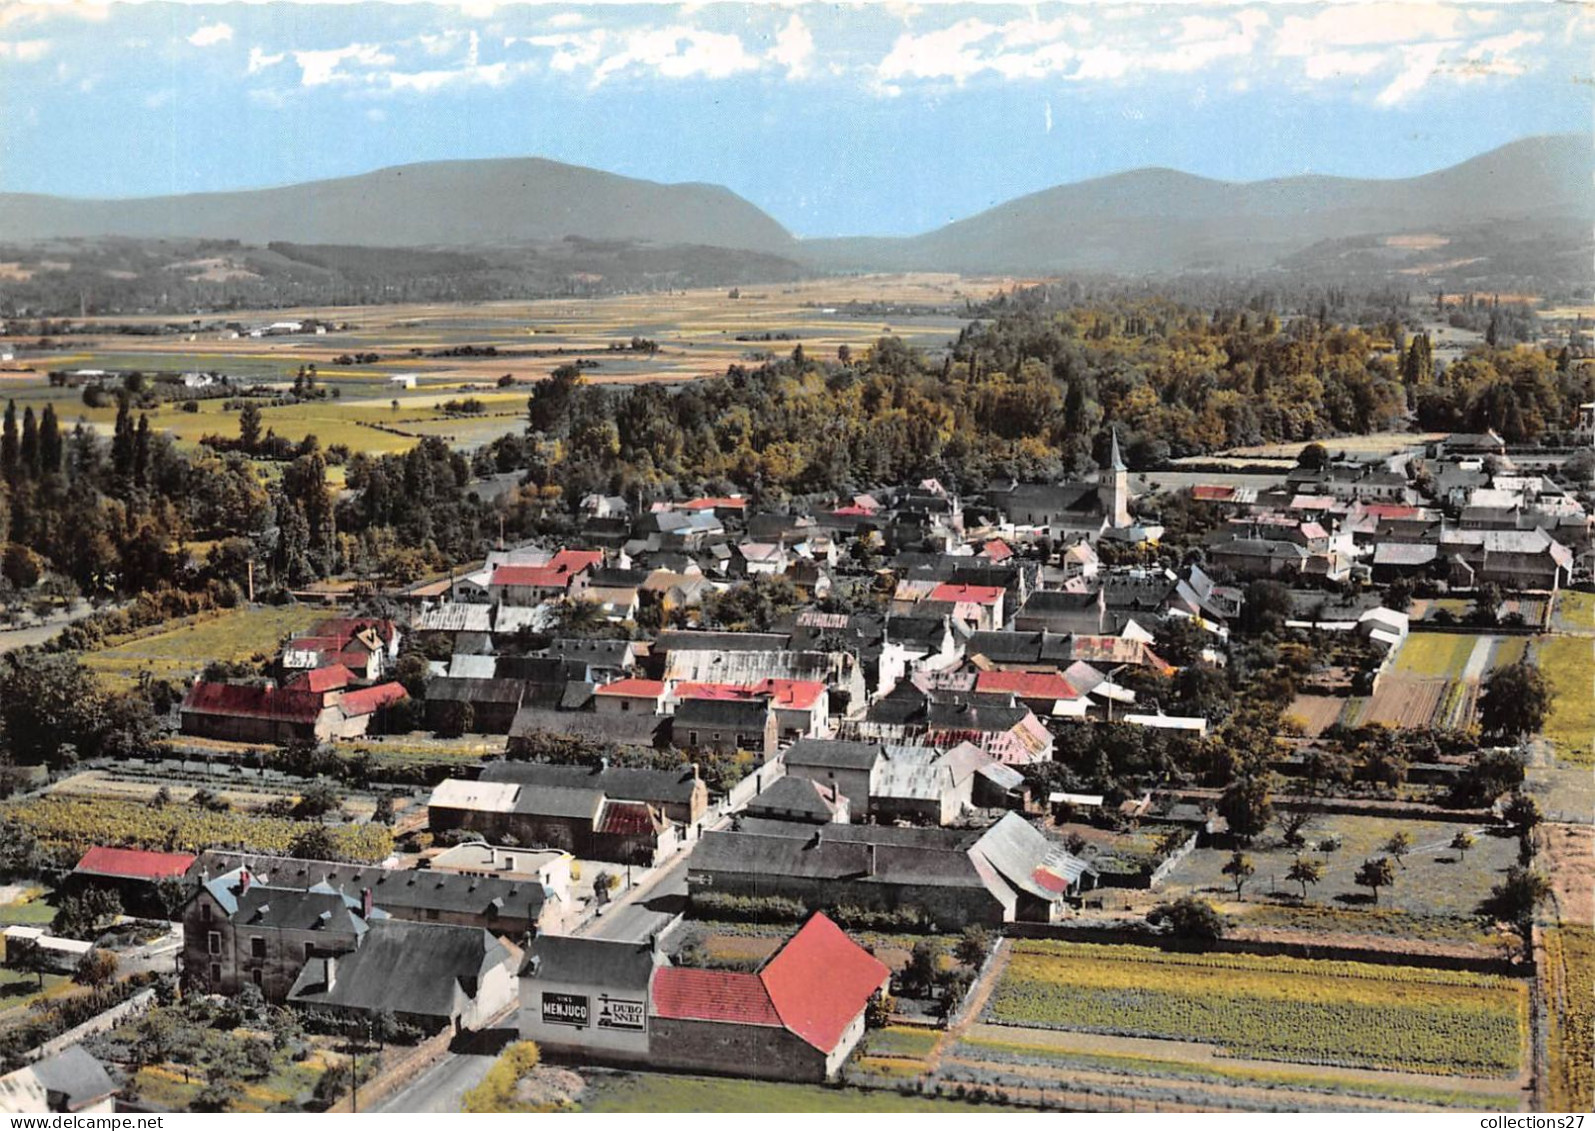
[1392,633,1479,677]
[1538,636,1595,766]
[1553,591,1595,632]
[579,1072,1000,1113]
[985,941,1528,1076]
[80,605,327,690]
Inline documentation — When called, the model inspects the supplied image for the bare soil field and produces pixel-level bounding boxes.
[1536,822,1594,928]
[1285,693,1349,736]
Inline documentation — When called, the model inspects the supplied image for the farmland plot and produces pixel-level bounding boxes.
[984,941,1528,1077]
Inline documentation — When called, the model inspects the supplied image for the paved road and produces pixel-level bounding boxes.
[579,847,690,943]
[369,1048,498,1113]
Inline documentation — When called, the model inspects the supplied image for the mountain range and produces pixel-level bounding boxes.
[0,134,1587,283]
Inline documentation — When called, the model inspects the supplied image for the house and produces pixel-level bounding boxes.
[0,1047,118,1114]
[189,851,552,938]
[593,678,670,716]
[689,814,1094,929]
[781,739,883,819]
[506,706,668,756]
[926,583,1005,631]
[427,779,680,865]
[428,842,574,911]
[479,761,709,826]
[424,676,527,734]
[183,868,368,1001]
[1439,528,1574,590]
[1207,538,1309,579]
[287,918,517,1034]
[68,846,197,918]
[972,669,1088,718]
[488,550,605,605]
[673,698,777,760]
[281,618,400,680]
[744,776,850,824]
[852,690,1054,764]
[868,742,988,826]
[648,914,889,1082]
[180,681,343,744]
[674,679,830,744]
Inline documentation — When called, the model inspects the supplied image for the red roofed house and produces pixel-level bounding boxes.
[70,847,198,918]
[672,679,829,742]
[974,670,1088,719]
[592,678,669,716]
[180,678,410,744]
[926,583,1005,632]
[648,912,889,1082]
[488,549,605,606]
[285,664,354,695]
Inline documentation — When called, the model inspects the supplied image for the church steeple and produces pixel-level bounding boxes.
[1099,427,1130,528]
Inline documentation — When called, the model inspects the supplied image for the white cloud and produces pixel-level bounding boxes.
[1376,40,1449,104]
[1302,49,1386,82]
[877,19,1001,83]
[386,60,512,92]
[546,12,585,31]
[768,13,813,79]
[592,26,759,83]
[187,22,232,48]
[0,37,51,62]
[1276,4,1465,56]
[293,43,394,87]
[247,46,286,74]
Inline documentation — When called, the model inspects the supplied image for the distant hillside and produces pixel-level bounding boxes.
[803,135,1593,279]
[0,158,798,256]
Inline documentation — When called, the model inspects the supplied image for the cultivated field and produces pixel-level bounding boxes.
[1543,926,1594,1112]
[1,795,391,862]
[1535,636,1595,767]
[2,276,1004,458]
[1342,632,1527,731]
[983,940,1528,1078]
[78,605,327,691]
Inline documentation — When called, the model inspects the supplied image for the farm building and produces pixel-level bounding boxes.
[68,846,197,918]
[519,913,887,1083]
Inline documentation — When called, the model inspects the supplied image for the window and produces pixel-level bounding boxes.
[250,936,266,959]
[621,701,630,712]
[201,904,212,922]
[207,931,222,955]
[251,969,263,987]
[688,731,699,746]
[304,943,314,960]
[209,963,221,985]
[426,908,439,921]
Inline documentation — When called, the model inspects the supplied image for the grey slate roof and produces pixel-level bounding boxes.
[481,761,702,805]
[674,698,770,730]
[288,918,508,1020]
[30,1047,116,1111]
[783,738,882,772]
[654,630,792,653]
[521,934,661,985]
[507,706,666,748]
[746,775,846,820]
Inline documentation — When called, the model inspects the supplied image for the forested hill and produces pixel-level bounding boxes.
[802,135,1593,281]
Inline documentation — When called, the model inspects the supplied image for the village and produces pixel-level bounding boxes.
[0,414,1585,1114]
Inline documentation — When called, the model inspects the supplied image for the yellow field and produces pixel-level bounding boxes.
[1545,926,1594,1111]
[1393,633,1478,678]
[1537,636,1595,766]
[80,605,326,690]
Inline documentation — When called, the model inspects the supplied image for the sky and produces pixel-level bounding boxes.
[0,0,1588,238]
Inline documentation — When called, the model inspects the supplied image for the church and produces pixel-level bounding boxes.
[984,431,1146,544]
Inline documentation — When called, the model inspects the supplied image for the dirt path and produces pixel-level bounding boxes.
[923,937,1010,1075]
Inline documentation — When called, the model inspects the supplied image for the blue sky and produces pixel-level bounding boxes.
[0,1,1587,237]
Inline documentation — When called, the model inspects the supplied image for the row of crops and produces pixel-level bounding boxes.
[984,940,1527,1077]
[3,796,393,863]
[1545,926,1593,1111]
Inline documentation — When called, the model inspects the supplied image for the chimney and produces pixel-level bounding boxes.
[867,843,877,876]
[239,869,251,894]
[361,888,373,919]
[324,955,337,991]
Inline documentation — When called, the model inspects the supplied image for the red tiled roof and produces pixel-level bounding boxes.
[981,539,1014,562]
[760,913,890,1054]
[928,583,1004,606]
[759,679,826,710]
[288,664,354,694]
[674,681,753,703]
[594,799,659,836]
[1364,504,1419,519]
[490,565,572,589]
[975,670,1080,701]
[651,967,782,1027]
[832,505,874,517]
[74,846,197,881]
[180,681,327,723]
[552,549,605,572]
[289,635,377,657]
[682,497,746,511]
[340,682,409,716]
[594,678,667,698]
[309,617,397,645]
[1191,485,1237,502]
